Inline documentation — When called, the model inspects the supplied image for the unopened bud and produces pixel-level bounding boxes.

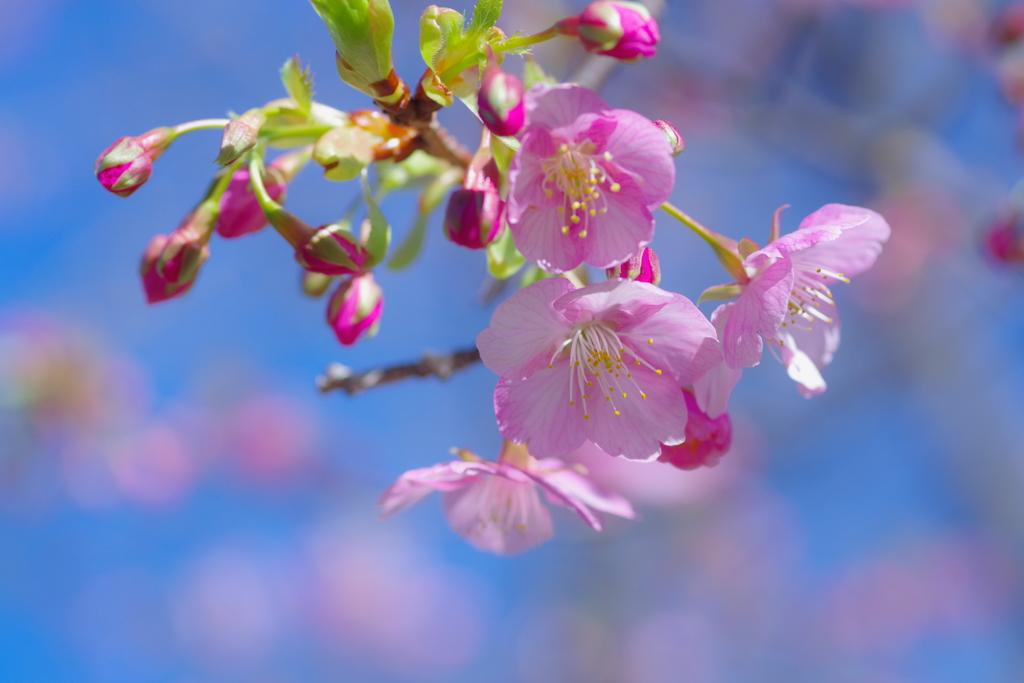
[993,2,1024,45]
[313,125,380,181]
[139,204,216,304]
[606,247,660,285]
[984,215,1024,264]
[444,160,505,249]
[653,120,684,157]
[326,272,383,345]
[658,387,731,470]
[216,166,287,239]
[296,223,370,275]
[95,127,175,198]
[565,1,660,62]
[216,109,266,166]
[477,64,525,137]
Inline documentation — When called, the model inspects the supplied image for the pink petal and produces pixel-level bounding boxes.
[522,83,610,134]
[477,277,576,379]
[779,305,841,398]
[377,461,494,518]
[582,363,689,461]
[722,258,794,369]
[600,108,675,207]
[494,368,589,459]
[508,196,589,272]
[793,204,891,280]
[507,128,560,224]
[531,458,637,528]
[616,290,723,387]
[693,303,743,418]
[746,225,842,270]
[441,475,553,555]
[556,278,672,328]
[575,189,655,270]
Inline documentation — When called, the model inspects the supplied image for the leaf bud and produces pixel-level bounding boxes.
[216,109,267,166]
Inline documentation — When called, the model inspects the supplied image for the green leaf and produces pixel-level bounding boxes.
[522,55,555,89]
[280,56,314,114]
[697,283,743,305]
[361,171,392,268]
[467,0,502,35]
[487,224,525,279]
[420,6,465,69]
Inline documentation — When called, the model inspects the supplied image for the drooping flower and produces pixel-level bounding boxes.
[378,441,635,555]
[559,1,660,62]
[714,204,890,396]
[658,387,732,470]
[95,127,175,198]
[326,273,383,346]
[507,83,675,273]
[477,277,722,461]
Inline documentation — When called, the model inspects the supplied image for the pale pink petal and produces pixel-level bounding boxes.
[722,257,794,369]
[377,461,495,518]
[778,306,841,398]
[556,278,672,328]
[522,83,610,133]
[693,303,743,418]
[745,225,842,270]
[494,367,589,458]
[793,204,891,280]
[600,108,675,207]
[583,364,689,461]
[576,189,655,269]
[477,277,575,379]
[530,458,637,528]
[507,128,560,223]
[617,290,723,386]
[442,475,553,555]
[508,198,589,272]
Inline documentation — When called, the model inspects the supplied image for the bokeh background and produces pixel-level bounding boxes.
[3,0,1024,680]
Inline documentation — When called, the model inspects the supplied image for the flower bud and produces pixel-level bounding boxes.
[443,160,505,249]
[568,1,659,62]
[606,247,660,285]
[216,167,287,239]
[296,224,370,276]
[95,127,175,198]
[984,215,1023,264]
[653,120,684,157]
[477,64,525,137]
[139,203,217,304]
[326,273,383,345]
[313,125,380,181]
[216,109,266,166]
[658,387,731,470]
[993,2,1024,45]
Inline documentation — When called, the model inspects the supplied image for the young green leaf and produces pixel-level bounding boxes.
[487,222,525,279]
[280,56,315,114]
[361,171,392,268]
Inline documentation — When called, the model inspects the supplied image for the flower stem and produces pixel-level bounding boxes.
[261,125,333,142]
[172,119,231,135]
[493,27,560,53]
[660,202,749,283]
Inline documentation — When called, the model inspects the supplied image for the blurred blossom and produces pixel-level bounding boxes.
[108,423,196,507]
[304,523,486,676]
[623,611,720,683]
[517,604,618,683]
[921,0,989,52]
[224,394,320,482]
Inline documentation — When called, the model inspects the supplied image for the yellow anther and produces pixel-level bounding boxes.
[635,360,641,366]
[558,207,564,214]
[647,338,654,344]
[590,209,597,216]
[584,415,590,420]
[569,401,575,406]
[655,369,663,375]
[548,364,553,368]
[579,230,588,238]
[610,183,621,192]
[558,144,569,152]
[586,381,592,386]
[640,393,647,399]
[571,201,581,210]
[626,373,631,378]
[582,394,588,399]
[545,189,552,197]
[561,225,570,235]
[614,410,621,416]
[621,392,627,398]
[599,208,607,214]
[605,397,611,401]
[570,215,581,224]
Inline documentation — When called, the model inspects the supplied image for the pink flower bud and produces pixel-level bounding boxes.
[984,215,1023,264]
[443,160,506,249]
[326,273,383,346]
[658,387,731,470]
[95,127,174,198]
[605,247,660,285]
[477,64,525,137]
[215,167,287,239]
[140,231,210,304]
[993,2,1024,45]
[296,224,370,276]
[653,120,684,157]
[570,1,660,62]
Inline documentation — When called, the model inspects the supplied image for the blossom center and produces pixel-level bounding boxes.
[540,141,620,240]
[547,321,664,420]
[773,260,850,343]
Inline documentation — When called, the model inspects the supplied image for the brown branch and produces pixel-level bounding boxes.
[317,347,482,395]
[375,75,473,168]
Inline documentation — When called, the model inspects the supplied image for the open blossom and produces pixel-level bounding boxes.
[717,204,890,396]
[477,277,722,461]
[507,83,674,272]
[378,441,635,555]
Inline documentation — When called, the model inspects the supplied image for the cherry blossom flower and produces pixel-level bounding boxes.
[378,441,635,555]
[507,83,675,272]
[714,204,889,396]
[477,277,722,461]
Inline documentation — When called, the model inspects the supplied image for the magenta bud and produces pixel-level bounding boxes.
[606,246,660,285]
[216,167,287,239]
[653,120,684,157]
[326,273,383,346]
[216,109,266,166]
[296,224,370,276]
[140,232,209,304]
[95,127,174,198]
[571,1,659,62]
[658,387,731,470]
[477,65,525,137]
[994,2,1024,45]
[443,160,506,249]
[984,216,1023,264]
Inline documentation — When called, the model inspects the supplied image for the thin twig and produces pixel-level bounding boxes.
[317,347,482,395]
